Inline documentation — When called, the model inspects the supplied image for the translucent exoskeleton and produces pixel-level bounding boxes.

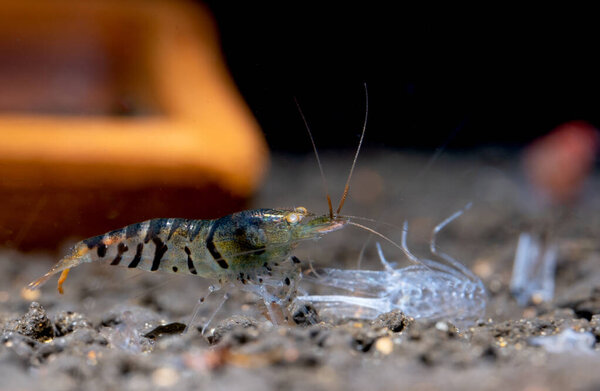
[297,204,487,325]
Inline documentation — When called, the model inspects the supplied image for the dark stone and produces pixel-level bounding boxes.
[14,302,54,342]
[292,304,321,326]
[143,322,187,340]
[371,310,412,333]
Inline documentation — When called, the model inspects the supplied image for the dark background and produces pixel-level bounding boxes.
[204,4,599,152]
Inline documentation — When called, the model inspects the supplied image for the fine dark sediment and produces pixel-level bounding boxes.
[1,152,599,391]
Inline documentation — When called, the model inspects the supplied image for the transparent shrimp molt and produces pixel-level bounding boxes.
[296,204,487,326]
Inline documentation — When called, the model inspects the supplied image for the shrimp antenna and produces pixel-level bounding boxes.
[347,221,421,265]
[336,82,368,215]
[294,97,334,219]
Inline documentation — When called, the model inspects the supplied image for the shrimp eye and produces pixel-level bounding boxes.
[285,213,300,224]
[294,206,308,214]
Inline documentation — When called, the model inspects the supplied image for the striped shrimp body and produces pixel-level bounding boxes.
[28,208,347,299]
[29,84,373,328]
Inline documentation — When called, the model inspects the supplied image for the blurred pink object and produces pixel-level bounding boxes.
[524,121,599,203]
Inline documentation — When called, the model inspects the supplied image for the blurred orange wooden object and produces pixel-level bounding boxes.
[524,121,599,203]
[0,0,268,250]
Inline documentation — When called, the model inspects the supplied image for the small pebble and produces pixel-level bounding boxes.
[152,367,179,388]
[20,288,40,301]
[472,259,494,279]
[54,311,92,336]
[375,337,394,355]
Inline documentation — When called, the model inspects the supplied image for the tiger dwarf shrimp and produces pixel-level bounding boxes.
[28,207,348,323]
[296,204,487,325]
[27,86,372,328]
[27,208,347,292]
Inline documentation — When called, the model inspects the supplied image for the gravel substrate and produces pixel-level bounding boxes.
[1,151,599,391]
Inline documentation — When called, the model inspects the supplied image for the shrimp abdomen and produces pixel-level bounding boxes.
[28,218,215,293]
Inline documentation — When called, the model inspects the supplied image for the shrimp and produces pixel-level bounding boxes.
[27,86,377,328]
[27,208,347,296]
[27,206,350,326]
[296,204,487,325]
